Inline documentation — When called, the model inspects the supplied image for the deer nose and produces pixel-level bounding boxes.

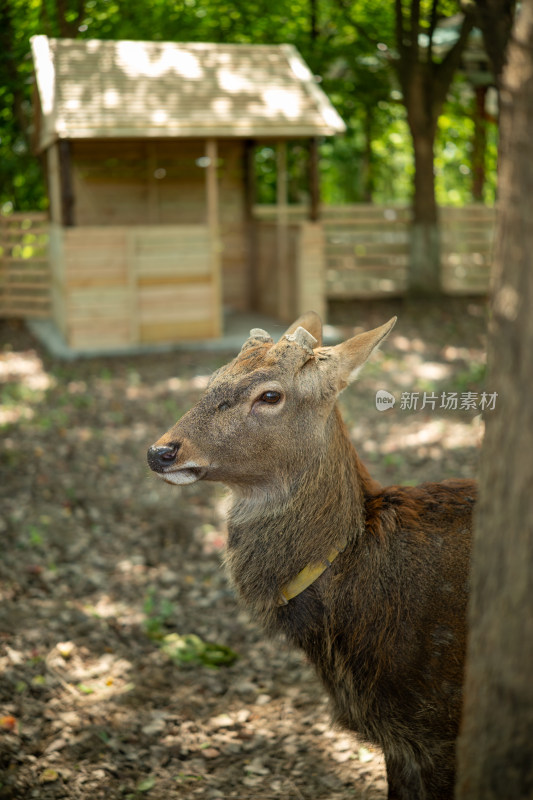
[147,443,180,472]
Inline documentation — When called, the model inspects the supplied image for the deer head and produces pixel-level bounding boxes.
[147,312,396,490]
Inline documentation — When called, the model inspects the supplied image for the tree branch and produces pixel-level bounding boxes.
[428,0,439,60]
[474,0,516,85]
[411,0,421,60]
[332,0,382,50]
[395,0,406,57]
[434,9,476,104]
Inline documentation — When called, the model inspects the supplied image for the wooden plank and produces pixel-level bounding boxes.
[67,286,130,310]
[243,138,258,310]
[140,319,217,343]
[67,276,129,289]
[135,225,211,243]
[138,283,214,321]
[0,307,50,319]
[126,229,139,345]
[135,256,212,278]
[59,140,75,226]
[2,212,48,222]
[146,142,159,224]
[48,225,66,333]
[1,282,50,290]
[308,138,320,222]
[295,222,325,318]
[276,141,291,321]
[205,138,222,338]
[138,274,212,288]
[68,320,132,349]
[47,145,62,224]
[4,269,50,280]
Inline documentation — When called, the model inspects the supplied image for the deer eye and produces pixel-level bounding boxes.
[259,390,282,404]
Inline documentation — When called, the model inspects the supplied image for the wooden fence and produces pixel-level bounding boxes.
[0,213,51,318]
[0,205,494,322]
[256,204,496,297]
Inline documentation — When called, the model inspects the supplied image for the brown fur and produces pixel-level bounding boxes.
[147,313,476,800]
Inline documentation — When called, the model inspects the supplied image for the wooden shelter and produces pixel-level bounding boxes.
[30,36,345,351]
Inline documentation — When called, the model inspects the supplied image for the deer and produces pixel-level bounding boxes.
[147,312,476,800]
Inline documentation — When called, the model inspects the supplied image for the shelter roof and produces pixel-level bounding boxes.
[31,36,346,150]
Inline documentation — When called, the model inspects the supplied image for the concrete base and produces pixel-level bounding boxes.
[27,310,341,360]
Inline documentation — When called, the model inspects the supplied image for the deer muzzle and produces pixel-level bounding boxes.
[147,439,209,485]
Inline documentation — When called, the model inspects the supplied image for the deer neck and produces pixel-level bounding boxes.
[225,406,372,620]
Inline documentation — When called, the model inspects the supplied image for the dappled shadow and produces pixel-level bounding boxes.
[0,300,485,798]
[33,38,343,140]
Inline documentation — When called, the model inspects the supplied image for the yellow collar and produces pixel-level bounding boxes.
[277,540,347,606]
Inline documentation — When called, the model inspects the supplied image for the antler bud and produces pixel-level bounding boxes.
[284,326,318,355]
[249,328,273,342]
[239,327,274,355]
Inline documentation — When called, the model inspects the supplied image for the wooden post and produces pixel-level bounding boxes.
[147,142,159,224]
[127,229,140,345]
[46,145,62,224]
[58,140,75,227]
[206,138,222,337]
[243,139,258,311]
[308,137,320,222]
[276,140,291,321]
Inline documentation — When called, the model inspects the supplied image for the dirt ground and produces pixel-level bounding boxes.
[0,299,488,800]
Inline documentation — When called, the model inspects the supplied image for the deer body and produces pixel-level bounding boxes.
[147,313,476,800]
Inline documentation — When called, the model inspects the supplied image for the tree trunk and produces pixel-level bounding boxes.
[409,126,440,295]
[360,108,374,203]
[456,3,533,798]
[393,3,475,297]
[472,86,488,203]
[404,63,441,296]
[474,0,516,87]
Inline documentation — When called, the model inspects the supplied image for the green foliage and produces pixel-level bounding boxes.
[142,587,175,639]
[0,0,498,211]
[161,632,239,669]
[142,587,239,668]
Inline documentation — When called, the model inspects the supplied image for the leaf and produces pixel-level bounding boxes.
[77,683,94,695]
[0,715,17,732]
[136,776,156,792]
[174,772,203,783]
[40,768,59,783]
[160,633,238,669]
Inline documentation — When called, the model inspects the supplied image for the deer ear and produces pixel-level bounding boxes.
[331,317,396,388]
[283,311,323,347]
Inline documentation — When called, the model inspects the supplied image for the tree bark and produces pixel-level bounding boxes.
[393,2,474,297]
[456,3,533,798]
[360,109,374,203]
[471,86,488,203]
[407,74,440,294]
[474,0,516,87]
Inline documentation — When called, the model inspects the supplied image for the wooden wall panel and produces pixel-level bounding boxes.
[66,285,131,349]
[57,224,219,349]
[47,146,63,224]
[63,227,128,287]
[218,140,247,310]
[295,222,325,319]
[48,224,66,334]
[68,138,249,313]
